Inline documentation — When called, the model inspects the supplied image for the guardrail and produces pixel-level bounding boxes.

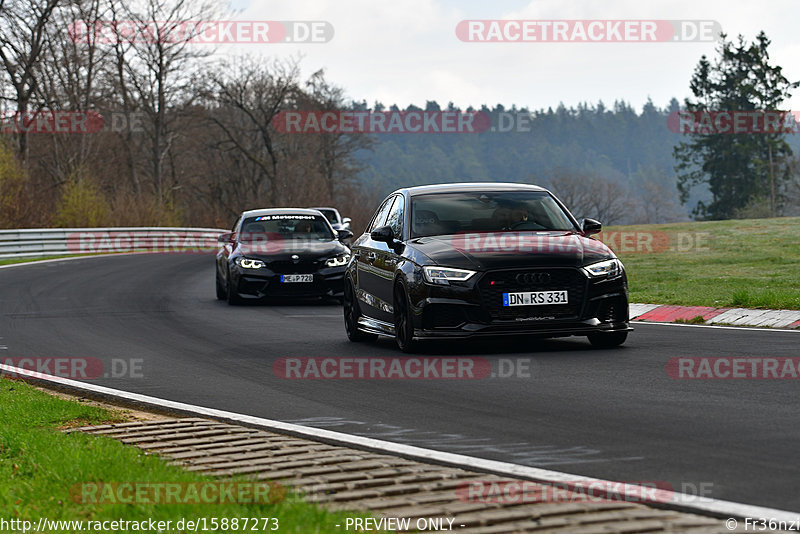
[0,227,227,259]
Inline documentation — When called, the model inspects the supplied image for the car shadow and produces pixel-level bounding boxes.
[213,298,629,357]
[215,296,342,307]
[367,334,627,357]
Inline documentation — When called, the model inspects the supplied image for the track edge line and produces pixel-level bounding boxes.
[1,362,796,522]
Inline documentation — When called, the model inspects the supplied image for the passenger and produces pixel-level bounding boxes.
[492,207,512,230]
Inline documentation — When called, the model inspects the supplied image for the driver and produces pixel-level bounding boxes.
[296,220,313,233]
[510,205,529,226]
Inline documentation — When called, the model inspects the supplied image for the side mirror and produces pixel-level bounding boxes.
[217,232,234,243]
[342,217,351,226]
[337,229,354,241]
[370,225,395,243]
[581,218,602,236]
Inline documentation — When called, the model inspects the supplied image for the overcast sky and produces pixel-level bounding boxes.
[222,0,800,112]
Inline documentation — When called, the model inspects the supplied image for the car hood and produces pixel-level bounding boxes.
[406,232,614,270]
[238,239,348,262]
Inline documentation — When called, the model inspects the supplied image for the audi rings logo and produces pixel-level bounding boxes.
[515,272,551,285]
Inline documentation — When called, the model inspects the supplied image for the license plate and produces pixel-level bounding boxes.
[503,290,568,306]
[280,274,313,283]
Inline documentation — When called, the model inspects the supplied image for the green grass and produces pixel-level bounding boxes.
[0,249,212,267]
[0,379,379,533]
[603,217,800,310]
[0,255,80,266]
[674,316,707,324]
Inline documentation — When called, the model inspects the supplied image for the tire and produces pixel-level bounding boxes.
[215,268,226,300]
[343,279,377,342]
[227,270,244,306]
[393,283,419,353]
[588,331,628,348]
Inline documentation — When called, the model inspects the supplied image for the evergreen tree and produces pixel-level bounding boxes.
[674,32,798,219]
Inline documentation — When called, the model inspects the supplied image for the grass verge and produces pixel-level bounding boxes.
[602,216,800,310]
[0,255,81,266]
[0,378,379,533]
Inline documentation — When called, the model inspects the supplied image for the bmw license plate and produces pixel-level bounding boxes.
[281,274,313,283]
[503,290,568,306]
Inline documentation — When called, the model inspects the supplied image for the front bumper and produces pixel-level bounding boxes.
[231,265,345,299]
[409,267,630,339]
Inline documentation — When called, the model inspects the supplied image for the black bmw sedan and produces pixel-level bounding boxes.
[216,208,353,305]
[343,183,631,351]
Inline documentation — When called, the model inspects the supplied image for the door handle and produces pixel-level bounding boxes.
[366,252,377,262]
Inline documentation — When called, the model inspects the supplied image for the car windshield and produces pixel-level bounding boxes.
[410,191,577,238]
[239,214,334,241]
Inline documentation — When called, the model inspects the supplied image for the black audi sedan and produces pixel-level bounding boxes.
[216,208,353,305]
[343,183,631,351]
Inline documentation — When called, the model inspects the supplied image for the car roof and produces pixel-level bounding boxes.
[310,206,339,212]
[391,182,549,197]
[241,208,324,217]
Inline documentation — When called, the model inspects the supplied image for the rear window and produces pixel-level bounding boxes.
[315,209,338,224]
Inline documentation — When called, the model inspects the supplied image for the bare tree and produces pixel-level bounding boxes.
[0,0,61,158]
[110,0,218,203]
[33,0,113,185]
[633,179,685,223]
[539,169,633,225]
[303,69,372,202]
[205,56,299,205]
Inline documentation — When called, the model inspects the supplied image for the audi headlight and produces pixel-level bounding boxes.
[582,258,622,278]
[325,254,351,267]
[422,266,476,285]
[236,257,265,269]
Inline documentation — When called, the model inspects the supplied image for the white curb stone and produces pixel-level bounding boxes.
[707,308,767,326]
[628,303,660,319]
[746,310,800,328]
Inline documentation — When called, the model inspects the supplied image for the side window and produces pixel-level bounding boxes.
[368,197,395,233]
[385,195,404,238]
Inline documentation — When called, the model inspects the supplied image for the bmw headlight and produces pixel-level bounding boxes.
[422,266,476,285]
[325,254,351,267]
[236,257,266,269]
[582,258,622,278]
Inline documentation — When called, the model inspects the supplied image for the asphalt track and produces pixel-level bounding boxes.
[1,254,798,512]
